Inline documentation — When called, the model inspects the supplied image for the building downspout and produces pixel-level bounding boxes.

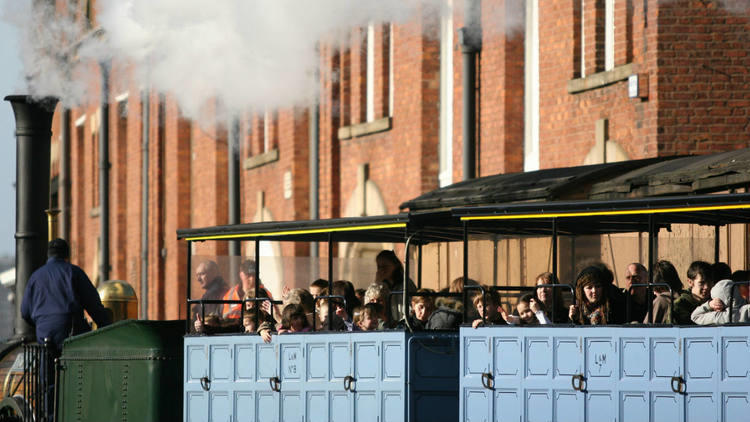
[60,108,71,241]
[459,0,481,181]
[99,61,111,282]
[228,117,241,279]
[140,89,149,319]
[309,96,320,277]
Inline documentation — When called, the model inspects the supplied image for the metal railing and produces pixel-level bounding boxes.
[23,339,58,422]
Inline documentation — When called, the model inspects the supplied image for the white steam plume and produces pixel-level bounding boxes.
[13,0,746,122]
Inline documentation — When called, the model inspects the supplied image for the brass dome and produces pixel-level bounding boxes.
[97,280,138,324]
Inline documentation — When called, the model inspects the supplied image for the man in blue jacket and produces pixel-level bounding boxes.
[21,238,112,350]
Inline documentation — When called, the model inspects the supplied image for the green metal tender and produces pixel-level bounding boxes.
[57,320,184,422]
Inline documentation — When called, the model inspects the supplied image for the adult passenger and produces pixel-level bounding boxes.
[221,260,264,320]
[194,260,229,317]
[21,239,112,349]
[623,263,649,323]
[374,250,416,321]
[673,261,713,325]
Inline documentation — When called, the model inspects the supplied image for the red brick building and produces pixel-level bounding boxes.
[48,0,750,320]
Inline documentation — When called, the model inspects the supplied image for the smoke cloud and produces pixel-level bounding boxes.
[9,0,452,121]
[7,0,747,122]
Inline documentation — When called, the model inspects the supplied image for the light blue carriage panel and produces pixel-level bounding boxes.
[184,330,459,422]
[461,325,750,422]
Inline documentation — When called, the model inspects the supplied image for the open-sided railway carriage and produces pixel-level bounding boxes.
[177,212,467,422]
[455,193,750,422]
[4,193,750,422]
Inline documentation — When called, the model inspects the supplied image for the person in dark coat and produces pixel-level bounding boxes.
[21,238,112,350]
[402,289,461,330]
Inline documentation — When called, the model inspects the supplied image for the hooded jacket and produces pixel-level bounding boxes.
[691,279,750,325]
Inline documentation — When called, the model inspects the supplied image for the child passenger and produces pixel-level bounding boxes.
[405,289,460,330]
[277,304,311,334]
[691,279,750,324]
[673,261,713,324]
[357,303,381,331]
[471,288,506,328]
[499,294,551,326]
[569,266,622,325]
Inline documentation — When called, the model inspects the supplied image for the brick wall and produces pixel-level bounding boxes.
[51,0,750,320]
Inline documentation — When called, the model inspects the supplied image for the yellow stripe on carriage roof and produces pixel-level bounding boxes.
[460,203,750,221]
[183,222,407,241]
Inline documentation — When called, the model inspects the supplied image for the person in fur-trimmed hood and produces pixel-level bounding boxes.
[691,279,750,324]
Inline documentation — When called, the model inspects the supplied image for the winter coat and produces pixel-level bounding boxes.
[691,280,750,325]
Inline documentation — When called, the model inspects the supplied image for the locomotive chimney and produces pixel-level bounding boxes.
[5,95,58,340]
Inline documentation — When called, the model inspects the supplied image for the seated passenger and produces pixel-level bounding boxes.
[402,289,461,330]
[281,288,315,327]
[534,272,568,323]
[355,288,366,306]
[331,280,361,331]
[309,278,328,298]
[314,288,347,331]
[222,260,270,320]
[673,261,713,325]
[712,262,732,283]
[732,270,750,301]
[645,260,683,324]
[278,304,311,334]
[357,303,382,331]
[471,288,506,328]
[691,279,750,324]
[374,250,416,321]
[364,282,392,329]
[497,293,550,326]
[192,260,229,332]
[623,263,649,323]
[436,276,478,315]
[569,266,622,325]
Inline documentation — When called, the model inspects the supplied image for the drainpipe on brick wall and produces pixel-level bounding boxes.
[459,0,481,181]
[99,61,111,282]
[60,108,71,241]
[309,96,320,278]
[140,89,149,319]
[229,117,241,280]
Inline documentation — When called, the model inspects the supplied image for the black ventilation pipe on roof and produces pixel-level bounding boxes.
[459,0,481,181]
[5,95,58,340]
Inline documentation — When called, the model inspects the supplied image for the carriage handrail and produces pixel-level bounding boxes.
[627,282,673,324]
[728,280,750,323]
[312,295,347,331]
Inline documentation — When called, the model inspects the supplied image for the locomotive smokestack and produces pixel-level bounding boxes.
[5,95,58,340]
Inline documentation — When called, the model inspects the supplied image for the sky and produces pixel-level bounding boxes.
[0,0,25,257]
